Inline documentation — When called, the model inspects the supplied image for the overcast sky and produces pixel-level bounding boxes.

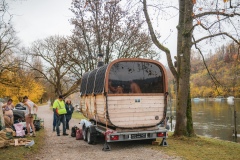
[8,0,74,47]
[7,0,179,65]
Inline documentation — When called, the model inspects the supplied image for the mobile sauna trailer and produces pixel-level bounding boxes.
[79,58,168,151]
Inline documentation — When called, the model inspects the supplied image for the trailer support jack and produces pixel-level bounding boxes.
[102,142,111,151]
[160,138,168,146]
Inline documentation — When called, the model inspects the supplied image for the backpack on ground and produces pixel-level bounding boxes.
[34,120,41,131]
[71,126,78,137]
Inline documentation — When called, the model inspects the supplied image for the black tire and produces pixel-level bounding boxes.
[82,126,87,141]
[87,129,94,144]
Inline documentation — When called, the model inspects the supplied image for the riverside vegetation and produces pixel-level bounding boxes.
[168,41,240,99]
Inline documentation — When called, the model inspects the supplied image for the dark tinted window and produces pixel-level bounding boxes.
[108,61,164,93]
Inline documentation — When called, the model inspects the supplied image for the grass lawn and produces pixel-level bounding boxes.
[72,111,87,120]
[154,132,240,160]
[0,129,45,160]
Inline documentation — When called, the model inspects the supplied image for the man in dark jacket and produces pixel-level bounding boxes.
[65,99,74,130]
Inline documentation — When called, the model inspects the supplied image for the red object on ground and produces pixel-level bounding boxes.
[76,129,83,140]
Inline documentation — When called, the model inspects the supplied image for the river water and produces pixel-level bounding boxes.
[167,98,240,143]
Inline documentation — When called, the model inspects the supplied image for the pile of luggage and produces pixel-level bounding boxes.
[71,125,83,140]
[13,114,43,137]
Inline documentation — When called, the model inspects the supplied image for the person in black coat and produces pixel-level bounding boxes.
[65,99,74,130]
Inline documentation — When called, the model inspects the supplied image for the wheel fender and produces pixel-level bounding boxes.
[80,119,92,128]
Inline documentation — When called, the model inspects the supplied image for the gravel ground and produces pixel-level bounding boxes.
[34,104,182,160]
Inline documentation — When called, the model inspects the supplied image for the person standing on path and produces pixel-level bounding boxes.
[53,95,68,136]
[23,96,38,137]
[65,99,74,130]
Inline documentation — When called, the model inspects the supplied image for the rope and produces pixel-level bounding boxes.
[85,96,89,118]
[104,94,108,130]
[93,95,98,125]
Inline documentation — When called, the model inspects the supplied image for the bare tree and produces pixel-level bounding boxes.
[70,0,159,70]
[142,0,240,136]
[25,35,83,98]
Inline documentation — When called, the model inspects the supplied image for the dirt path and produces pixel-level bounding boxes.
[34,104,181,160]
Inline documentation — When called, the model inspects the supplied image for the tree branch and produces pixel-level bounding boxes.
[192,35,222,94]
[142,0,177,79]
[193,32,240,45]
[195,11,240,18]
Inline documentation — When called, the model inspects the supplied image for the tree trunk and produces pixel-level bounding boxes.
[175,70,189,136]
[186,86,195,136]
[142,0,195,137]
[174,0,194,136]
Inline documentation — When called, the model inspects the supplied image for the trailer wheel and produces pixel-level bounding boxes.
[87,129,94,144]
[82,125,87,141]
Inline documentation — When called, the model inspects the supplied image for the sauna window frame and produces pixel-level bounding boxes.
[107,61,165,94]
[80,59,167,96]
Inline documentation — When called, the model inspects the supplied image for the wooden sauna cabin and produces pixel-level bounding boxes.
[79,58,168,130]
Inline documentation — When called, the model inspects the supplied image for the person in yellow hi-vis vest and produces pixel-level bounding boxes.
[53,95,68,136]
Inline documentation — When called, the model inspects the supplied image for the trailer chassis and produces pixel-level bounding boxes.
[80,119,168,151]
